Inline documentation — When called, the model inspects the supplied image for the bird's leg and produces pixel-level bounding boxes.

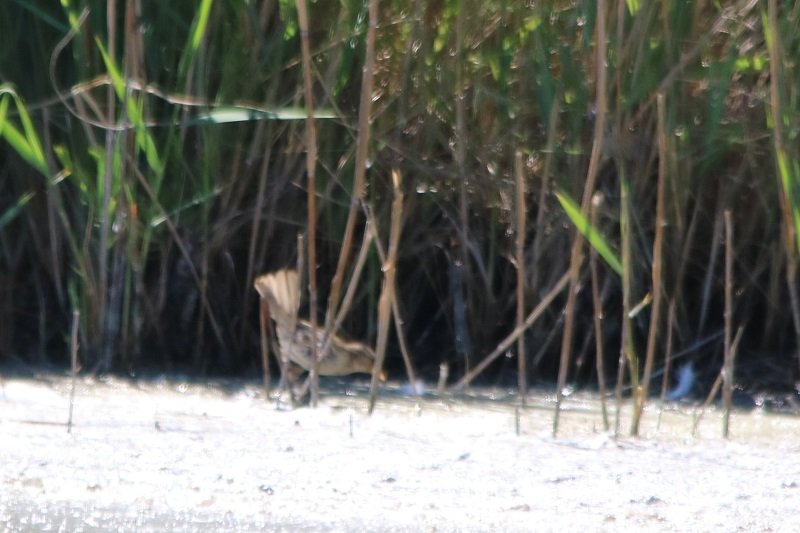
[279,362,309,406]
[270,337,302,407]
[294,373,312,404]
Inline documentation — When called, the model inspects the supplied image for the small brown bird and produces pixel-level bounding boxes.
[253,269,380,377]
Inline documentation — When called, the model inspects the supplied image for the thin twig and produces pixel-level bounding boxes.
[391,298,416,391]
[67,310,79,434]
[698,204,725,334]
[722,210,734,438]
[515,151,528,407]
[454,0,471,379]
[531,96,560,297]
[451,272,570,391]
[656,300,676,430]
[692,325,744,437]
[589,195,609,431]
[242,123,275,347]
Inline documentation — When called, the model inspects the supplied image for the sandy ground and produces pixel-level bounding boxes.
[1,375,799,532]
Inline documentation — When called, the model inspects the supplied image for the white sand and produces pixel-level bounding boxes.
[1,376,798,532]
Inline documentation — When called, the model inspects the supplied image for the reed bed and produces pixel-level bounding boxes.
[1,1,799,434]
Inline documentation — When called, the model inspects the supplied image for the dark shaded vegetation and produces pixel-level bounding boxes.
[2,0,800,405]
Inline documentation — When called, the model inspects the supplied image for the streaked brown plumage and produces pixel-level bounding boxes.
[253,269,379,376]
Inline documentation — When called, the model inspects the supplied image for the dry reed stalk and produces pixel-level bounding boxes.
[323,0,378,359]
[368,169,405,414]
[722,209,733,438]
[766,0,788,217]
[319,216,373,360]
[289,234,306,402]
[363,206,418,394]
[390,299,416,390]
[553,0,608,437]
[524,98,561,379]
[692,374,721,437]
[613,334,626,437]
[451,272,570,391]
[619,173,640,436]
[692,325,744,437]
[672,218,694,330]
[612,0,629,441]
[766,0,800,371]
[514,151,527,406]
[553,204,580,432]
[656,300,676,430]
[631,92,668,435]
[335,219,372,328]
[67,309,79,433]
[295,0,320,406]
[589,196,609,430]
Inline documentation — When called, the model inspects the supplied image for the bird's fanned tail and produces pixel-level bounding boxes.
[254,269,300,347]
